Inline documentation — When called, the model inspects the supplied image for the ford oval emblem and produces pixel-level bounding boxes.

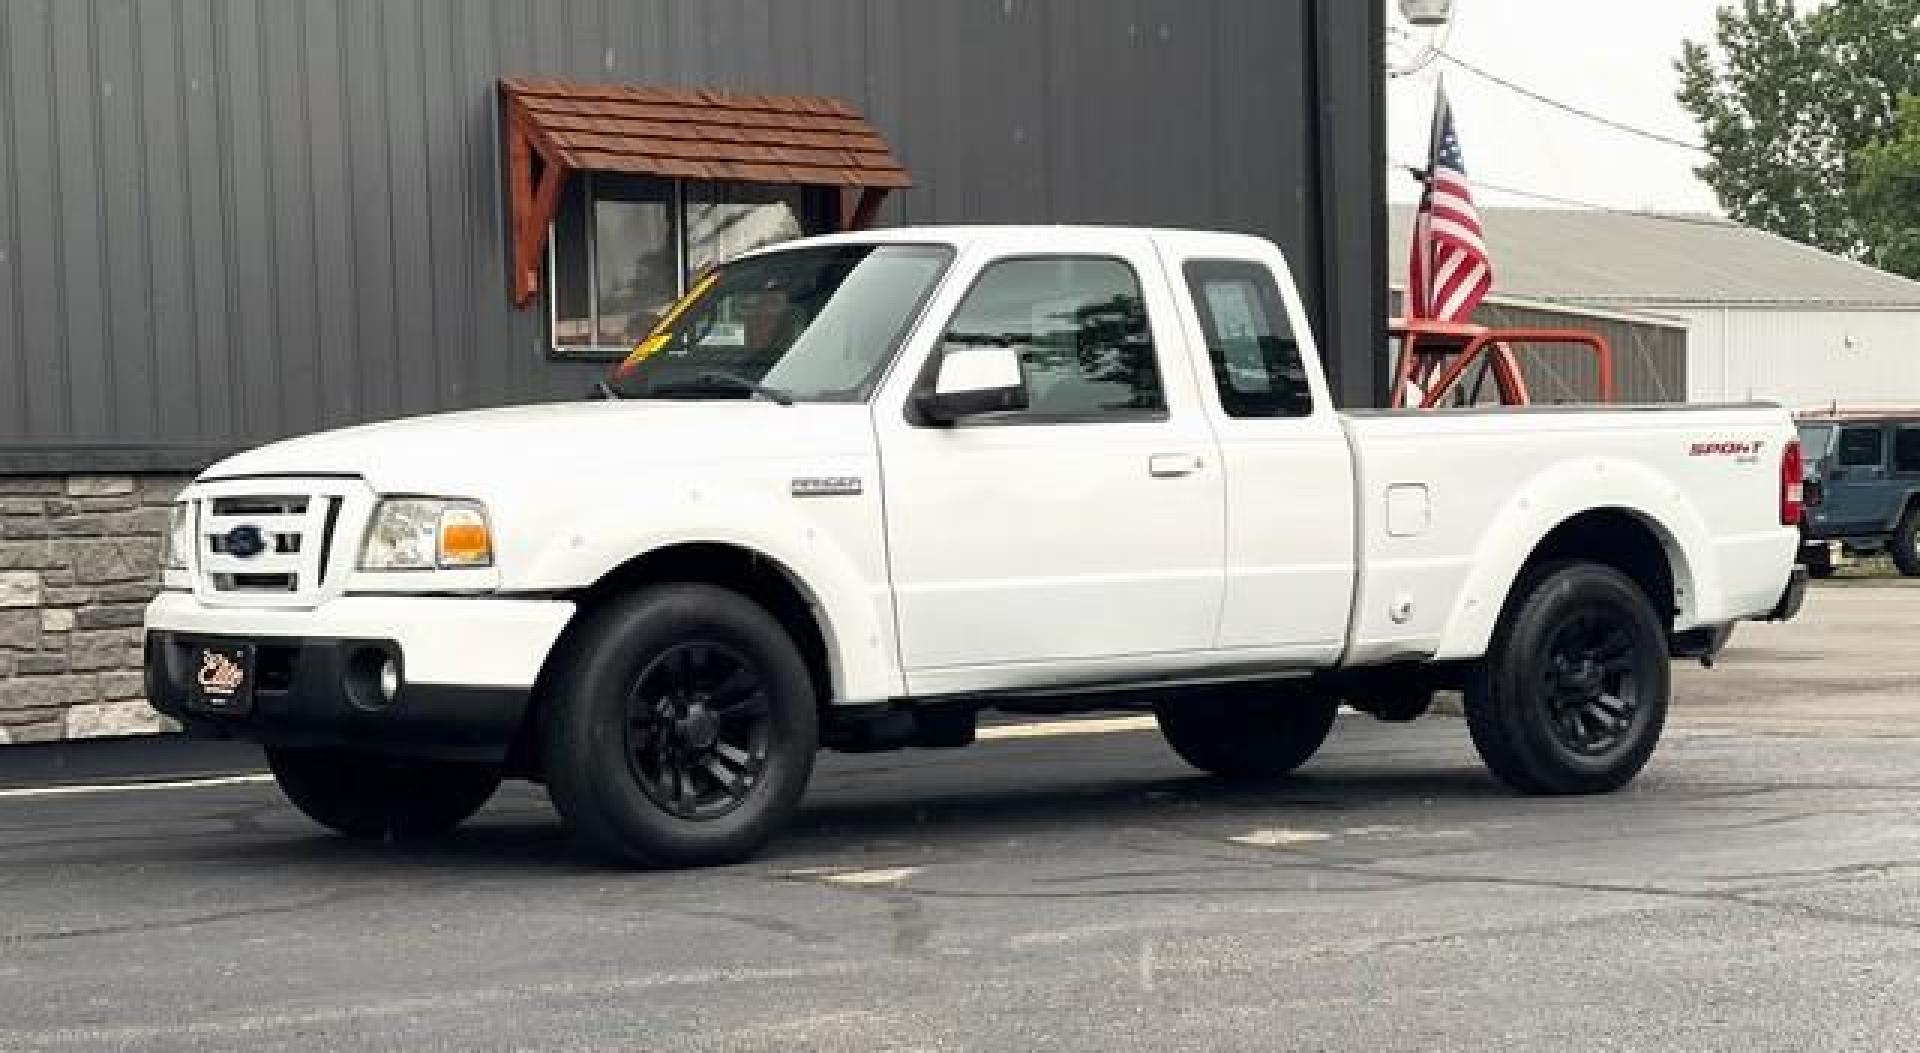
[223,525,268,559]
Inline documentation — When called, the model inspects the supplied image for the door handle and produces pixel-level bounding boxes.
[1148,453,1203,478]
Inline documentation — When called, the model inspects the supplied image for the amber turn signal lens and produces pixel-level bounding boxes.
[437,507,493,568]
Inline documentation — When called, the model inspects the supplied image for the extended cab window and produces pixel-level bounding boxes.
[935,256,1165,421]
[1183,260,1313,417]
[1837,426,1886,468]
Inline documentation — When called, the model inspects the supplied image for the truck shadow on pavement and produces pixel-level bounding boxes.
[189,764,1513,875]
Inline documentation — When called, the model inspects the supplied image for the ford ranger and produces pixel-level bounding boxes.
[145,226,1808,867]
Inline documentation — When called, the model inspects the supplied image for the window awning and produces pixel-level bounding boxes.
[501,77,912,306]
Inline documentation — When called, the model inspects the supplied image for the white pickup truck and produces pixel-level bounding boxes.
[145,226,1807,867]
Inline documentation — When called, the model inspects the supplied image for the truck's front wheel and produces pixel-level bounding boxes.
[1465,561,1669,795]
[265,748,501,840]
[1153,684,1339,780]
[541,584,818,868]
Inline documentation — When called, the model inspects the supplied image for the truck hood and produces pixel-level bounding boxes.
[202,401,877,495]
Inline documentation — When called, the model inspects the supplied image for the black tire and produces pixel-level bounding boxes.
[1804,558,1835,580]
[1153,683,1339,780]
[1465,561,1670,795]
[266,747,501,840]
[1890,506,1920,577]
[540,584,818,868]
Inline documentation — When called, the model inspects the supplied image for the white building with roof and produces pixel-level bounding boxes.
[1389,207,1920,409]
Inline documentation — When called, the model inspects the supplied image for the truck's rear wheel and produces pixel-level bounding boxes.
[1465,561,1669,795]
[1153,683,1338,780]
[541,584,817,868]
[265,748,501,840]
[1890,507,1920,577]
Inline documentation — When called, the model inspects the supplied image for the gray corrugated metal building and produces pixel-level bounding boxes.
[0,0,1385,744]
[1,0,1384,471]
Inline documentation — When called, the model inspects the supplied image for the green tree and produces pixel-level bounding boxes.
[1853,95,1920,277]
[1677,0,1920,273]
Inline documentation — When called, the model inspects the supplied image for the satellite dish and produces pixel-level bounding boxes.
[1400,0,1455,27]
[1387,0,1456,77]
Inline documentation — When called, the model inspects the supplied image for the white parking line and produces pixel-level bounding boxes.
[976,715,1161,740]
[0,774,275,800]
[979,707,1361,742]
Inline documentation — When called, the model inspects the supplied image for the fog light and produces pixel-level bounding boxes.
[379,657,401,702]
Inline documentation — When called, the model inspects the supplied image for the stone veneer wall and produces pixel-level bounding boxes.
[0,474,194,743]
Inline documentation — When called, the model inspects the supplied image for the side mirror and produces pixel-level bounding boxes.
[915,344,1027,424]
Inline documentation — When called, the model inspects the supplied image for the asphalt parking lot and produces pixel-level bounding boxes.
[3,580,1919,1052]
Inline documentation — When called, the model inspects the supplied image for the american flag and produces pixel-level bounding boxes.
[1408,87,1492,322]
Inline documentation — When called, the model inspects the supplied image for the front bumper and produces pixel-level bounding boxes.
[144,592,574,761]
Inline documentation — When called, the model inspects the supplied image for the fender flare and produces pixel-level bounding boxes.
[516,489,901,703]
[1431,457,1714,661]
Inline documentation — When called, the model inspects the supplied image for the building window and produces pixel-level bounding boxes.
[549,175,835,360]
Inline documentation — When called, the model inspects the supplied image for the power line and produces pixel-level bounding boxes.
[1391,158,1731,228]
[1432,48,1708,154]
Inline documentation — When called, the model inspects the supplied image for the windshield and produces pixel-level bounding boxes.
[607,243,953,403]
[1797,424,1835,467]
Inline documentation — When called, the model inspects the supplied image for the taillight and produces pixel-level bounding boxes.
[1780,439,1804,526]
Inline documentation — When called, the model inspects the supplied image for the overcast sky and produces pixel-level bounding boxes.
[1385,0,1727,213]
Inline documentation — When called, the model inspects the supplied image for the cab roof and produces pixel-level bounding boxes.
[759,224,1285,258]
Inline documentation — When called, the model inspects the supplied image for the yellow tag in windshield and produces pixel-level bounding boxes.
[615,273,720,377]
[649,273,718,339]
[620,334,671,373]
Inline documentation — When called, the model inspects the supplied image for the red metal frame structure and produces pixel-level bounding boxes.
[1388,317,1616,409]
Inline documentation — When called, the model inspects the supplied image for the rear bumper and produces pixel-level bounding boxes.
[1765,565,1809,622]
[143,592,575,761]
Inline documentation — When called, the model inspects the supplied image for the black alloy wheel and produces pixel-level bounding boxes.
[1539,610,1643,757]
[1465,560,1670,795]
[542,583,818,868]
[623,643,772,822]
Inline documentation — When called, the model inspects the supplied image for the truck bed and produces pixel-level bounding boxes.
[1339,402,1799,665]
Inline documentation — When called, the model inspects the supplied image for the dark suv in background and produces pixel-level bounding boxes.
[1796,412,1920,577]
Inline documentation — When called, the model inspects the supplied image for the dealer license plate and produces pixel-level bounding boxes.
[188,643,255,716]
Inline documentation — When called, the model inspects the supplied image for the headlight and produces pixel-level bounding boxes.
[164,502,196,570]
[359,498,494,571]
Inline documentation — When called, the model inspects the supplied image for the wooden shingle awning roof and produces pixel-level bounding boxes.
[503,77,912,189]
[501,78,911,305]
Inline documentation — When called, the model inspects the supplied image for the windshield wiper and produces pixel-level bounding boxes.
[646,371,795,407]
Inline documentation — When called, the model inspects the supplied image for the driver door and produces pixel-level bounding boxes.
[874,246,1226,693]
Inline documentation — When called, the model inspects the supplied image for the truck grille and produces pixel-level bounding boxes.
[190,480,367,607]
